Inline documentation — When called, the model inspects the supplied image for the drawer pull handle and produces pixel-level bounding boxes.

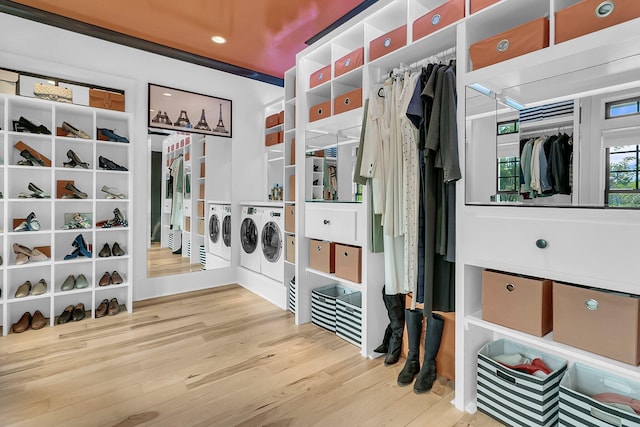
[497,39,510,52]
[318,72,324,81]
[432,14,441,25]
[317,246,322,251]
[317,107,323,115]
[535,239,548,249]
[585,299,599,311]
[505,283,515,292]
[344,252,348,257]
[589,406,621,426]
[323,219,330,225]
[344,58,351,67]
[344,97,350,105]
[595,1,614,18]
[384,37,392,48]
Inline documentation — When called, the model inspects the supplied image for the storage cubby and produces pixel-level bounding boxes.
[6,298,51,333]
[54,138,93,169]
[54,232,93,262]
[7,234,52,267]
[52,292,92,322]
[53,200,92,230]
[7,97,52,134]
[6,264,52,301]
[7,132,53,166]
[53,261,93,292]
[8,202,52,232]
[96,142,129,170]
[53,104,93,138]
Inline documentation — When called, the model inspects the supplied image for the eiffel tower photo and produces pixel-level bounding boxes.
[213,103,230,134]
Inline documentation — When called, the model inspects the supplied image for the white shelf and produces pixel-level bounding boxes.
[305,267,362,289]
[466,312,640,380]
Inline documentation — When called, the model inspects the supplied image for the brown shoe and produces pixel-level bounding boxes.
[30,310,47,330]
[99,271,111,286]
[111,271,123,285]
[96,299,109,318]
[108,298,120,315]
[12,312,31,333]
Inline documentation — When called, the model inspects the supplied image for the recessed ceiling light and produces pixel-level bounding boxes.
[163,92,172,97]
[211,35,226,44]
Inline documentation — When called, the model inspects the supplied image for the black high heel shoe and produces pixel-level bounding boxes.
[98,156,128,171]
[20,149,45,166]
[64,182,88,199]
[64,150,90,169]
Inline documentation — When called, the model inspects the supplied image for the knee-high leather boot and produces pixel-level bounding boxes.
[374,285,392,354]
[397,309,423,386]
[414,313,444,393]
[382,291,405,366]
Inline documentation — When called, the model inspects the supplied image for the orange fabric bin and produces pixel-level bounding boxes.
[482,269,553,337]
[309,101,331,122]
[309,65,331,89]
[265,113,279,128]
[369,25,407,62]
[334,88,362,115]
[334,47,364,77]
[470,0,500,14]
[553,282,640,365]
[413,0,465,42]
[555,0,640,44]
[469,17,549,70]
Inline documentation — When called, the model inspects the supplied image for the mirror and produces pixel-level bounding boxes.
[305,124,362,203]
[147,131,231,277]
[465,52,640,208]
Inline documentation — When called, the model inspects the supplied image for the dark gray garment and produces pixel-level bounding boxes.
[353,99,369,186]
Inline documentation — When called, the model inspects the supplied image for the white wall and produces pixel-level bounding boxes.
[0,13,283,301]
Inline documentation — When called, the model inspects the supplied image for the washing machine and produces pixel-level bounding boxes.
[207,204,222,257]
[260,207,284,282]
[220,204,232,261]
[240,205,261,272]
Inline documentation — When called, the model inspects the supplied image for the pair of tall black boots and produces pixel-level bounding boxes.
[397,310,444,393]
[374,287,405,366]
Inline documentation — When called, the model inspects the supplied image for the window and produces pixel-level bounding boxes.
[497,119,519,135]
[606,145,640,207]
[497,156,520,202]
[606,97,640,119]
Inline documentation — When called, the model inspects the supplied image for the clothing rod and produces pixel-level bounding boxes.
[520,125,573,136]
[389,46,457,78]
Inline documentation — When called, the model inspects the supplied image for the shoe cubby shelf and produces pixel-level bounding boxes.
[0,93,133,336]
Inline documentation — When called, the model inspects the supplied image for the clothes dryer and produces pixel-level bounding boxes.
[240,205,261,272]
[260,207,284,282]
[220,204,232,261]
[207,204,222,257]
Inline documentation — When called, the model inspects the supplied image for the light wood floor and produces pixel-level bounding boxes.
[0,285,502,426]
[147,242,203,277]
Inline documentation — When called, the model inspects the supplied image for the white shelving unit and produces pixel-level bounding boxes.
[286,0,640,413]
[0,94,133,335]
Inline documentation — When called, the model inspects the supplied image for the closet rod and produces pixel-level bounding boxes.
[520,125,573,137]
[390,46,457,77]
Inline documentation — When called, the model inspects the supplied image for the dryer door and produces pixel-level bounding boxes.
[240,217,258,254]
[261,221,282,262]
[209,214,220,244]
[222,215,231,247]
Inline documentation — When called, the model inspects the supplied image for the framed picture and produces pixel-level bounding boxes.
[148,83,232,138]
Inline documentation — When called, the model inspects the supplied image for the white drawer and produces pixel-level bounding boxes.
[163,199,172,213]
[462,208,640,292]
[305,204,360,246]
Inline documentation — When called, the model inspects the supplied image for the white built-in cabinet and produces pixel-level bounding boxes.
[284,0,640,414]
[0,94,133,335]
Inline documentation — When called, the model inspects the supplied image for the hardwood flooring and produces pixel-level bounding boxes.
[0,285,501,426]
[146,242,203,277]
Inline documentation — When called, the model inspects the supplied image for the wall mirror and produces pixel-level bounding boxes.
[465,52,640,209]
[305,125,362,203]
[147,131,231,277]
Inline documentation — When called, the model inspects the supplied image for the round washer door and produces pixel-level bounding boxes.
[261,221,282,262]
[222,215,231,247]
[240,217,258,254]
[209,214,220,244]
